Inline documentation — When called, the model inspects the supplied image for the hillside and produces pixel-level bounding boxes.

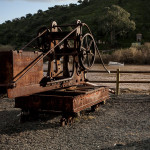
[0,0,150,49]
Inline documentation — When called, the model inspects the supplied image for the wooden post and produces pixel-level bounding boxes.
[116,69,120,96]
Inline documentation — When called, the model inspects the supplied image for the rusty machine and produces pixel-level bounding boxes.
[0,20,109,125]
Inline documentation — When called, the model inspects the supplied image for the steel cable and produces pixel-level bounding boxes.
[83,23,110,74]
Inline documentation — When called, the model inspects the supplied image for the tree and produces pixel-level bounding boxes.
[37,9,43,14]
[69,3,77,8]
[82,0,89,5]
[26,13,32,19]
[98,5,136,45]
[20,16,25,20]
[118,0,123,5]
[5,20,11,24]
[78,0,82,4]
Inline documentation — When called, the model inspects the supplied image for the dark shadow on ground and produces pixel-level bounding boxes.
[0,110,62,135]
[0,107,97,135]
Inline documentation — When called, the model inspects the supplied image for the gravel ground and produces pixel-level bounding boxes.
[1,64,150,150]
[0,92,150,150]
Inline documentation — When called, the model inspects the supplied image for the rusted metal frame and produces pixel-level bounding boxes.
[8,75,85,98]
[7,62,85,98]
[7,54,85,98]
[15,86,109,113]
[53,24,77,28]
[21,29,48,50]
[12,26,79,85]
[73,88,109,112]
[45,64,83,87]
[49,32,76,40]
[58,47,77,52]
[60,89,98,95]
[73,96,108,112]
[46,71,74,86]
[55,52,77,56]
[50,90,86,95]
[63,39,69,77]
[47,86,103,95]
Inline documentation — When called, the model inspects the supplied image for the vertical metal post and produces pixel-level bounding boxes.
[116,69,120,96]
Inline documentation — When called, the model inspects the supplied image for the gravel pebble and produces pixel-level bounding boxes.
[0,93,150,150]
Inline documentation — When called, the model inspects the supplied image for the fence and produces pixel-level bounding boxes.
[88,69,150,95]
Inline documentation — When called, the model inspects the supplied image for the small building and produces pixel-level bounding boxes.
[136,33,142,42]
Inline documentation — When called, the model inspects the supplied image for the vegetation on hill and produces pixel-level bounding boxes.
[97,5,135,46]
[0,0,150,50]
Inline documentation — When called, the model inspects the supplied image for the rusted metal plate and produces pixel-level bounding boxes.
[15,85,109,113]
[0,50,45,97]
[12,51,43,87]
[0,50,43,87]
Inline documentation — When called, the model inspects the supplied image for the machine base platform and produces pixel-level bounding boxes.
[15,84,109,125]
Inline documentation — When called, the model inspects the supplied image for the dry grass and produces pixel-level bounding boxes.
[0,45,14,51]
[98,43,150,64]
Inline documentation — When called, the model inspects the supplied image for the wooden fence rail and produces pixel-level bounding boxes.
[88,69,150,95]
[89,70,150,74]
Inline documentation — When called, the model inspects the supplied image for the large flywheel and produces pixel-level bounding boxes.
[79,33,96,70]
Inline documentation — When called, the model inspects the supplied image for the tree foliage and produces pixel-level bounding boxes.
[0,0,149,49]
[98,5,135,45]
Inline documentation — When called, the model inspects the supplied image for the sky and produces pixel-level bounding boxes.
[0,0,78,24]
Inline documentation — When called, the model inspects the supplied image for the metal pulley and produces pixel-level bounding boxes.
[79,33,96,70]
